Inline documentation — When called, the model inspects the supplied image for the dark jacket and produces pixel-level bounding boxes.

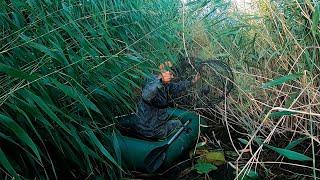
[134,75,192,139]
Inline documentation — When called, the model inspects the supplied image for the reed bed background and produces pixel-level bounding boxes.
[0,0,319,179]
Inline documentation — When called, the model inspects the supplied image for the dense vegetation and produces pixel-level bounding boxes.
[0,0,319,179]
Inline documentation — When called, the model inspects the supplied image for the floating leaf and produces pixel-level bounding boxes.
[262,73,302,88]
[204,151,225,165]
[264,144,312,161]
[194,162,217,174]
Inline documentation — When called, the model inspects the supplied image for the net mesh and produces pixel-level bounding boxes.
[172,58,234,108]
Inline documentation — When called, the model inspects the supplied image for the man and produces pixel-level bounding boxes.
[133,61,200,139]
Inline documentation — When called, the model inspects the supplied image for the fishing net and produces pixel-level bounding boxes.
[172,58,234,108]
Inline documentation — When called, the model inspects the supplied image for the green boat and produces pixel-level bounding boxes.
[112,108,201,172]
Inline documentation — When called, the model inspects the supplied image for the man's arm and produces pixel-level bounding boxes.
[167,80,192,100]
[142,77,163,103]
[142,77,172,108]
[167,72,200,99]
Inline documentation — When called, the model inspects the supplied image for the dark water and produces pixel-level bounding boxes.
[130,158,236,180]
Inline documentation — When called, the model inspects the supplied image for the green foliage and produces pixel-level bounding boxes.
[194,162,217,174]
[264,144,312,161]
[0,0,193,178]
[1,0,317,178]
[0,148,18,179]
[238,169,259,180]
[269,110,296,119]
[0,0,234,178]
[203,151,225,165]
[311,4,319,37]
[285,136,309,150]
[261,73,302,89]
[238,138,249,145]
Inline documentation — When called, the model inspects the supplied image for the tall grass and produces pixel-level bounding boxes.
[1,0,318,179]
[191,0,319,179]
[0,0,234,179]
[0,0,187,178]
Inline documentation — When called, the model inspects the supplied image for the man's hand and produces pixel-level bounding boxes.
[192,72,200,84]
[159,61,174,85]
[161,71,173,84]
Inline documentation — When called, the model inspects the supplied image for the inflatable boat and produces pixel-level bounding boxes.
[112,108,201,172]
